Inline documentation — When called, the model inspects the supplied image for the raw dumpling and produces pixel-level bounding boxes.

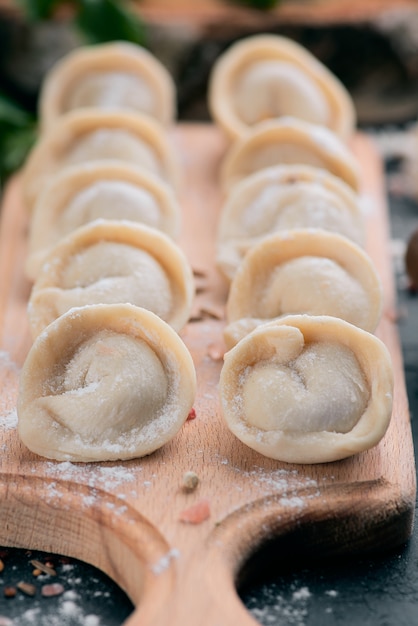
[17,303,197,462]
[224,229,382,347]
[28,219,195,337]
[39,41,176,129]
[216,164,365,279]
[22,109,180,211]
[26,162,182,280]
[219,314,393,463]
[220,117,360,192]
[209,34,355,142]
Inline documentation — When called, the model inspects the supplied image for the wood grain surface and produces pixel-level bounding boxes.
[0,124,415,626]
[1,0,414,27]
[136,0,418,29]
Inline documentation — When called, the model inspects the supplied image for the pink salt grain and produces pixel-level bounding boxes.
[41,582,65,597]
[179,498,210,524]
[207,343,224,361]
[186,408,196,421]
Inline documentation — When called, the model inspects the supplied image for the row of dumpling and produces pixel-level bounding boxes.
[207,35,394,464]
[17,42,198,463]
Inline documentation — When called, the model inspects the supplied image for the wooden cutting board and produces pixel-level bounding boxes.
[0,124,414,626]
[137,0,418,29]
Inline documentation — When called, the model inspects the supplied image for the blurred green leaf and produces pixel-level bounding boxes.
[0,125,37,183]
[0,94,37,186]
[0,94,34,127]
[15,0,147,46]
[15,0,66,20]
[75,0,147,46]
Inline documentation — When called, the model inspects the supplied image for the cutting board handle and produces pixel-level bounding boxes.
[0,473,414,625]
[131,478,414,626]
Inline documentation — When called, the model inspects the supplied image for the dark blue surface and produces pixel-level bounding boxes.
[0,548,134,625]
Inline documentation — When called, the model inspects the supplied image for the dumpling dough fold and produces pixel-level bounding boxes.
[22,109,180,211]
[39,41,176,129]
[26,162,182,281]
[224,229,382,345]
[27,219,195,337]
[18,303,197,462]
[216,164,365,279]
[219,314,393,463]
[209,34,355,142]
[220,117,360,192]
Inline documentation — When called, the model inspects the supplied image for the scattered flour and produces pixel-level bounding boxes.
[292,587,311,601]
[151,548,180,575]
[40,460,138,492]
[0,409,17,431]
[227,462,319,502]
[248,585,311,626]
[62,588,78,600]
[279,496,307,509]
[0,351,20,374]
[0,352,20,427]
[244,577,342,625]
[4,602,102,626]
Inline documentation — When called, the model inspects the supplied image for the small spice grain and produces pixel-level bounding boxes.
[41,582,65,597]
[179,498,211,524]
[186,408,196,421]
[182,471,199,491]
[30,559,56,576]
[207,342,224,361]
[17,581,36,596]
[3,586,16,598]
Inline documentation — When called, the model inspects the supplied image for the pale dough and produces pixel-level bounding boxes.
[18,303,197,462]
[225,229,382,339]
[220,117,360,192]
[26,162,181,280]
[219,315,394,463]
[28,220,195,337]
[209,34,355,141]
[216,163,365,279]
[22,110,180,211]
[39,41,176,129]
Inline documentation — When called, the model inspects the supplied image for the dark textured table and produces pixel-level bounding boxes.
[0,149,417,626]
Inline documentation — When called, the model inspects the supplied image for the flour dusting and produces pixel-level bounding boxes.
[43,461,138,490]
[247,584,311,626]
[0,409,17,430]
[151,548,180,575]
